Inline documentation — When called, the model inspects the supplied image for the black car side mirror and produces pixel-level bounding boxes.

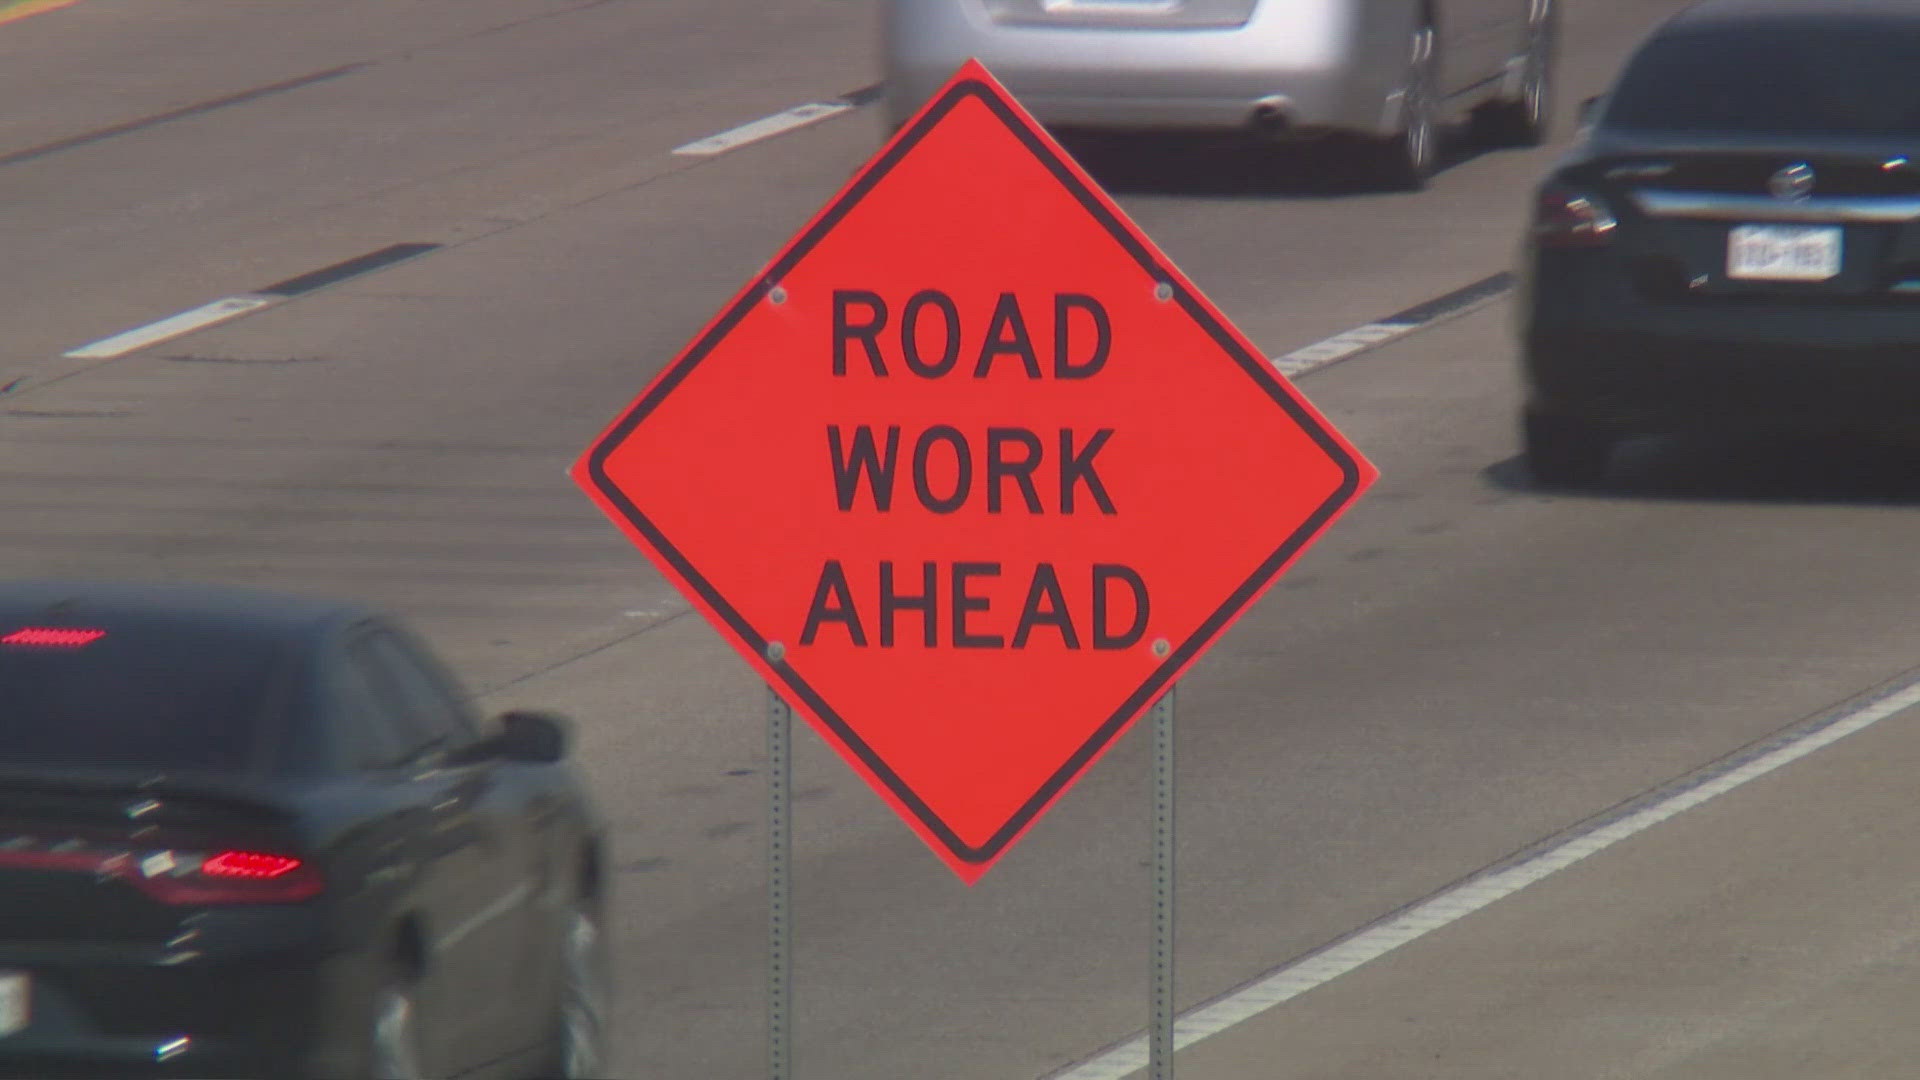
[492,709,571,763]
[1578,95,1603,126]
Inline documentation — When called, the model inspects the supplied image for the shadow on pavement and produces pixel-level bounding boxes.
[1485,431,1920,506]
[1056,122,1497,198]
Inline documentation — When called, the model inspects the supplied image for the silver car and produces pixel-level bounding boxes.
[882,0,1556,188]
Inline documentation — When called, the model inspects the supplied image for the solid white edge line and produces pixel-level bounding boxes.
[1046,677,1920,1080]
[672,101,856,157]
[62,294,280,360]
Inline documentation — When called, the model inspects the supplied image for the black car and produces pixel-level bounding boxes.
[0,582,608,1079]
[1517,0,1920,482]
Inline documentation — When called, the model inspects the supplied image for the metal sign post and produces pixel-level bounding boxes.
[767,681,793,1080]
[1150,684,1176,1080]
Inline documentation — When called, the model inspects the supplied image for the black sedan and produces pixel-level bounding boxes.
[1517,0,1920,483]
[0,581,609,1079]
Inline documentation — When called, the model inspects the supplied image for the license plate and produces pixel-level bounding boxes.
[0,971,25,1038]
[1728,224,1842,281]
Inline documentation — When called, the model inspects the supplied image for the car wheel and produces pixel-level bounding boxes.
[1366,21,1438,190]
[536,899,610,1080]
[1524,408,1615,486]
[368,978,425,1080]
[1478,1,1556,148]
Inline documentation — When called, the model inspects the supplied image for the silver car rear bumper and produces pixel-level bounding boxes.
[882,0,1407,137]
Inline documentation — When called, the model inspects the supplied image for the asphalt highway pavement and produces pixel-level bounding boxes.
[10,2,1920,1078]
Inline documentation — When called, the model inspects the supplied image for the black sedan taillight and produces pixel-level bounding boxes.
[0,834,323,904]
[1531,184,1618,248]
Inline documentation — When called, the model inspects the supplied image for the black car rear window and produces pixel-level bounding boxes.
[0,619,285,773]
[1605,20,1920,137]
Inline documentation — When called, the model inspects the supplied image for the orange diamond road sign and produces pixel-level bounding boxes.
[573,60,1376,882]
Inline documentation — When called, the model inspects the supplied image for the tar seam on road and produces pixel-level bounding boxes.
[61,243,441,360]
[257,242,442,297]
[671,84,884,157]
[1042,664,1920,1080]
[477,606,699,699]
[0,64,365,172]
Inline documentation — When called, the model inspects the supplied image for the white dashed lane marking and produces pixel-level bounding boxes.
[61,243,439,361]
[672,85,883,157]
[62,296,280,360]
[1271,271,1513,378]
[1271,321,1419,375]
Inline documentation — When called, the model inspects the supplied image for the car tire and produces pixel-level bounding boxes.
[1477,1,1555,148]
[1366,21,1439,191]
[532,898,610,1080]
[1523,408,1615,486]
[367,974,426,1080]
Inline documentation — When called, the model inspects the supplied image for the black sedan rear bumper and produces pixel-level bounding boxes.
[1520,251,1920,437]
[0,940,366,1080]
[0,1036,250,1080]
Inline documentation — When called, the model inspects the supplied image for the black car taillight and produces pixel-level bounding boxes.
[0,835,323,904]
[0,626,107,647]
[1531,185,1618,248]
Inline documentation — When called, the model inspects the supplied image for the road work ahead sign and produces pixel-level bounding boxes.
[573,61,1375,882]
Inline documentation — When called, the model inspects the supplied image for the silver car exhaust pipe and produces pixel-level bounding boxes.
[1249,95,1291,138]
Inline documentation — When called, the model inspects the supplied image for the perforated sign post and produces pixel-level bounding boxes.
[574,60,1374,1078]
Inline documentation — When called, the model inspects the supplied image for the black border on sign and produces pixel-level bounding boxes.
[585,76,1366,867]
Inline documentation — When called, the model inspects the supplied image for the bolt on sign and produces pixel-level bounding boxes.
[573,60,1375,882]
